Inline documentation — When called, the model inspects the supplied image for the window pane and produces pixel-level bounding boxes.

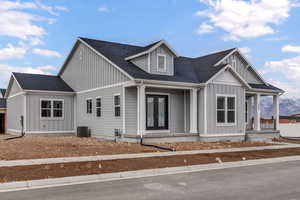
[87,99,92,114]
[227,97,235,109]
[96,108,101,117]
[41,109,51,117]
[115,107,120,117]
[96,98,101,107]
[147,97,154,127]
[217,111,225,123]
[41,100,51,108]
[53,101,63,109]
[158,56,165,70]
[158,97,165,127]
[114,95,120,106]
[228,111,235,123]
[217,97,225,109]
[53,110,62,117]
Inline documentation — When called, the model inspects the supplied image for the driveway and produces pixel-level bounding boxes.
[2,160,300,200]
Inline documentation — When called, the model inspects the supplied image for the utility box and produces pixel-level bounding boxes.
[77,126,90,137]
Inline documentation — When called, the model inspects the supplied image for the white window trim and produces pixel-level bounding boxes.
[96,96,102,117]
[216,94,236,126]
[86,98,92,114]
[114,93,121,117]
[157,53,167,72]
[40,99,64,120]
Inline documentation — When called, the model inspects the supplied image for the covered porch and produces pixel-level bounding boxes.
[245,91,280,141]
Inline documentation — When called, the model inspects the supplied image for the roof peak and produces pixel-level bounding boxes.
[195,48,236,60]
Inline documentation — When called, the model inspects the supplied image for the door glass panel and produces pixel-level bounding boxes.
[158,97,165,127]
[147,97,154,127]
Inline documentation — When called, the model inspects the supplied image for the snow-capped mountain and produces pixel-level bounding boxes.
[261,97,300,118]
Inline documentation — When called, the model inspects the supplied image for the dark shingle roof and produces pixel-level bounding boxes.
[79,37,234,83]
[13,72,74,92]
[0,98,6,108]
[249,83,283,92]
[126,40,162,57]
[0,89,6,97]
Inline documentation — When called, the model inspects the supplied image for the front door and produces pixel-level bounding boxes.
[146,95,168,130]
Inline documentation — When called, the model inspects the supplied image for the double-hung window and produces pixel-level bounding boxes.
[157,54,166,72]
[96,97,102,117]
[40,99,64,119]
[114,95,121,117]
[86,99,92,114]
[217,95,236,125]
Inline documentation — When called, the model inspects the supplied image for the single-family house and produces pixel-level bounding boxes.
[4,37,284,142]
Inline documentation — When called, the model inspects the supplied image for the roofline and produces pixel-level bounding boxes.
[247,88,284,94]
[205,64,251,89]
[125,40,179,61]
[214,48,267,85]
[4,73,24,98]
[24,90,75,95]
[58,39,79,76]
[134,79,204,88]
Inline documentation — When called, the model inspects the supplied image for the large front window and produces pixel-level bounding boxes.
[41,99,64,119]
[217,95,236,125]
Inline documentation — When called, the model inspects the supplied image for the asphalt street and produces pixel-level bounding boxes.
[2,160,300,200]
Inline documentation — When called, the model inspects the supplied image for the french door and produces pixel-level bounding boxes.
[146,95,169,130]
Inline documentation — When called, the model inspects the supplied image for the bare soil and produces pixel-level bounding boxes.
[273,138,300,144]
[0,136,273,160]
[1,147,300,183]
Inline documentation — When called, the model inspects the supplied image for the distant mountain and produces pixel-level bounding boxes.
[261,97,300,118]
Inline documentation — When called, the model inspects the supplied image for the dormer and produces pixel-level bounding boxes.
[125,40,178,76]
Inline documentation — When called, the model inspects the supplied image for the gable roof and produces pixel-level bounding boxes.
[249,83,283,92]
[76,37,235,84]
[12,72,74,92]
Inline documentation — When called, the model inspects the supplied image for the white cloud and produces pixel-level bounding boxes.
[197,0,298,40]
[196,23,214,34]
[0,44,27,60]
[239,47,251,55]
[0,0,67,42]
[282,45,300,53]
[36,65,56,71]
[32,48,61,58]
[98,6,110,13]
[264,55,300,80]
[268,79,299,98]
[0,64,53,87]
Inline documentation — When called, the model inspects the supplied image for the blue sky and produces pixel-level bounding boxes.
[1,0,300,98]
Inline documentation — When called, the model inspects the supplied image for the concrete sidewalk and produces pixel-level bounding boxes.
[1,143,299,167]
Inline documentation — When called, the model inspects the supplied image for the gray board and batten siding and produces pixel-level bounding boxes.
[221,52,263,84]
[60,42,130,92]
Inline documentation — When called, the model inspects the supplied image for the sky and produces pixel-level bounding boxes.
[0,0,300,98]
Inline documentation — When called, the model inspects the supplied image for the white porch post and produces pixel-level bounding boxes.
[190,88,198,133]
[247,97,253,128]
[254,93,261,131]
[137,85,146,136]
[273,94,279,130]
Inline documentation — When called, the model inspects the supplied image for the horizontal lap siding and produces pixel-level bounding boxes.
[7,94,24,131]
[125,87,137,135]
[206,84,245,135]
[146,88,186,133]
[76,86,123,138]
[26,94,74,132]
[60,43,130,92]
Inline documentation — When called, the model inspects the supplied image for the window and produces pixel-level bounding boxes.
[245,101,248,123]
[53,100,63,118]
[216,95,236,125]
[41,100,51,118]
[96,97,102,117]
[40,99,64,119]
[114,95,121,117]
[157,54,166,72]
[86,99,92,114]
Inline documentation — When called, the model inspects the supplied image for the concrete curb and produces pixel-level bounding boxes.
[1,143,299,167]
[1,155,300,193]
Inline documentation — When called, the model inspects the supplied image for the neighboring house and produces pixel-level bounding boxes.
[0,88,7,134]
[5,37,284,142]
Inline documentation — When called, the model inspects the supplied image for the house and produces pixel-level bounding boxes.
[4,37,284,142]
[0,88,6,134]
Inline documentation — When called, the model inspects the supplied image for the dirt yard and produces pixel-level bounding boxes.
[1,147,300,183]
[0,136,273,160]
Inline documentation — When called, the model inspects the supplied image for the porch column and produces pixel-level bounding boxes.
[247,97,253,127]
[138,85,146,136]
[190,88,198,133]
[273,94,279,130]
[253,93,261,131]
